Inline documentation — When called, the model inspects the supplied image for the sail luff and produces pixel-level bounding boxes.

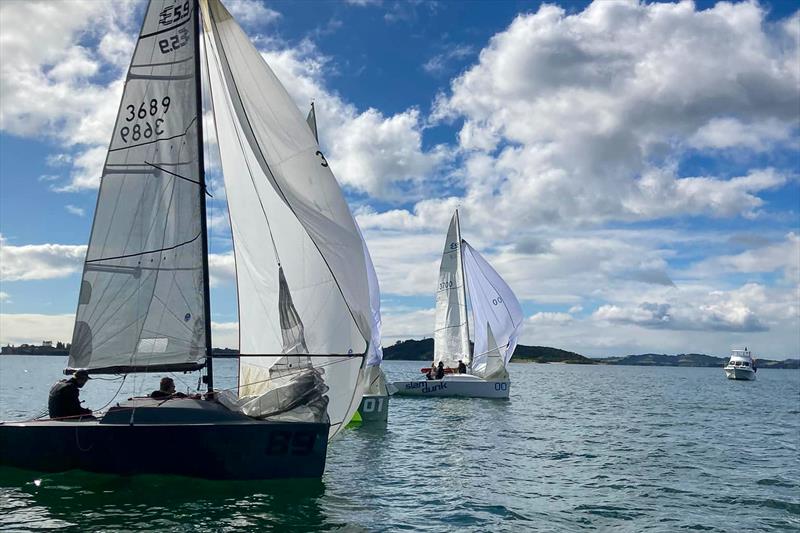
[455,209,471,365]
[194,0,213,391]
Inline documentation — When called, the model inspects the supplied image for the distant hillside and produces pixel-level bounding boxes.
[382,339,594,364]
[383,339,435,361]
[512,345,595,364]
[598,353,799,369]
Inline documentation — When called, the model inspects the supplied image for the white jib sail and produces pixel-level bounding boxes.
[69,0,207,374]
[433,211,471,367]
[462,240,523,374]
[202,0,370,437]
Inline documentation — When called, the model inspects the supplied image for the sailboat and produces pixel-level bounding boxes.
[392,210,523,398]
[0,0,373,480]
[305,103,391,423]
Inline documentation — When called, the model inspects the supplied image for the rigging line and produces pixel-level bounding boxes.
[205,35,281,266]
[107,116,197,153]
[208,15,368,352]
[85,232,202,263]
[144,161,213,196]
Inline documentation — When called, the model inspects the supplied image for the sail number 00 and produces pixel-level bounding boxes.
[119,97,171,143]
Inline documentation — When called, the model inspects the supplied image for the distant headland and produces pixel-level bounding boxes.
[3,340,798,369]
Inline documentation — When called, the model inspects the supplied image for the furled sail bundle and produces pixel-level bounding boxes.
[462,241,523,378]
[69,0,209,374]
[201,0,372,437]
[433,212,471,368]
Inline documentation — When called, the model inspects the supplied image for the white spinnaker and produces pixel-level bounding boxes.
[202,0,370,437]
[69,0,206,374]
[462,240,523,373]
[433,212,471,367]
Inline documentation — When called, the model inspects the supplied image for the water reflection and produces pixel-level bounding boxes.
[0,467,333,531]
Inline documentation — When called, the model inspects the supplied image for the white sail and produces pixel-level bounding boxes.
[202,0,370,438]
[69,0,207,374]
[477,324,509,380]
[434,211,471,367]
[462,240,523,372]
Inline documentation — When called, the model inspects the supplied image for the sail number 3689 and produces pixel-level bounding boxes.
[119,97,171,143]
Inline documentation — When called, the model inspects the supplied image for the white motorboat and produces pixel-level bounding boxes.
[724,348,757,380]
[392,210,524,399]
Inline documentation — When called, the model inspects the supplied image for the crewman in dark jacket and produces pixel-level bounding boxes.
[435,361,445,380]
[48,370,93,420]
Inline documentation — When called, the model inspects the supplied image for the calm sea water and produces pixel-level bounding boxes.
[0,355,797,532]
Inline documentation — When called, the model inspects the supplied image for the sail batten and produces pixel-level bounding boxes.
[68,0,208,374]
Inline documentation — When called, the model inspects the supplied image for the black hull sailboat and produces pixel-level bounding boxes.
[1,0,376,480]
[0,400,328,480]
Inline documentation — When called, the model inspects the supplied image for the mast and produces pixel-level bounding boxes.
[455,209,471,363]
[195,0,213,392]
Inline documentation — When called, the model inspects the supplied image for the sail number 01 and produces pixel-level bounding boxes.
[119,97,171,143]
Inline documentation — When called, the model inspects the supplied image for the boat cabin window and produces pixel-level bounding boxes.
[742,361,749,367]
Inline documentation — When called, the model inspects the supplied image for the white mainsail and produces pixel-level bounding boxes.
[462,240,523,373]
[202,0,371,437]
[69,0,208,373]
[433,211,471,367]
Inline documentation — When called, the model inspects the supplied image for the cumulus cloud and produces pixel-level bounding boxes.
[415,0,800,234]
[260,41,447,199]
[0,1,138,192]
[692,232,800,283]
[528,312,573,326]
[207,251,236,287]
[225,0,281,26]
[0,236,86,281]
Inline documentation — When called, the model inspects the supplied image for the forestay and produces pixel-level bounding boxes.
[69,0,207,374]
[462,241,523,374]
[201,0,371,437]
[434,212,471,367]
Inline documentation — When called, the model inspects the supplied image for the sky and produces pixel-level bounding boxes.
[0,0,798,358]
